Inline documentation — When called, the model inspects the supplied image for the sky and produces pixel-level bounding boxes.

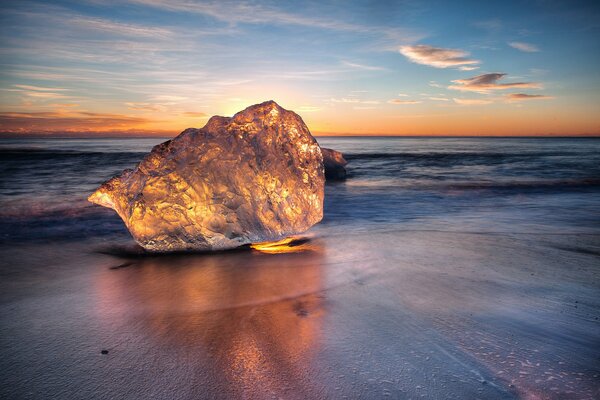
[0,0,599,136]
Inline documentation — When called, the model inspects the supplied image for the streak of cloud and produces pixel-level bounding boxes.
[129,0,419,42]
[509,42,540,52]
[449,73,541,93]
[70,16,173,38]
[181,111,209,117]
[399,45,479,69]
[330,98,380,104]
[342,61,387,71]
[452,98,493,105]
[505,93,553,101]
[23,92,70,99]
[126,102,167,112]
[13,85,69,92]
[388,99,421,104]
[0,111,152,132]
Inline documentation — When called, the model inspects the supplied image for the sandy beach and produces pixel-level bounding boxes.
[1,227,599,399]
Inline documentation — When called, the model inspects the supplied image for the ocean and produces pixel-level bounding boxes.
[1,137,599,399]
[1,137,599,242]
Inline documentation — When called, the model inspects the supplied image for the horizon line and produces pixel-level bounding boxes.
[1,132,599,139]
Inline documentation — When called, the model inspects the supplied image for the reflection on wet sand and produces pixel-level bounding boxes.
[86,231,600,399]
[95,238,327,398]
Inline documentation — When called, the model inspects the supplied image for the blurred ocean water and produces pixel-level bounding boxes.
[1,137,599,242]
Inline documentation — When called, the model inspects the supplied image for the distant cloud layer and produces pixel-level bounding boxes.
[509,42,540,52]
[0,111,150,132]
[449,73,541,93]
[399,45,479,69]
[506,93,553,101]
[388,99,421,104]
[453,98,493,105]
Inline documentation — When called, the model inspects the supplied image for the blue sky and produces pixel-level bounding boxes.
[0,0,599,135]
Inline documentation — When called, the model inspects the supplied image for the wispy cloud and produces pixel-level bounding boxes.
[181,111,209,117]
[264,68,358,81]
[331,98,361,103]
[22,92,70,99]
[6,84,73,100]
[151,95,189,102]
[330,98,380,104]
[449,73,541,93]
[69,15,173,38]
[13,84,69,92]
[126,0,424,53]
[509,42,540,52]
[51,103,79,108]
[125,102,167,112]
[505,93,553,101]
[452,98,493,105]
[388,99,421,104]
[342,61,386,71]
[128,0,376,33]
[7,7,174,39]
[399,45,479,69]
[214,79,253,86]
[429,97,449,101]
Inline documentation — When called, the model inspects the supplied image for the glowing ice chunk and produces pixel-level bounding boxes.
[89,101,325,252]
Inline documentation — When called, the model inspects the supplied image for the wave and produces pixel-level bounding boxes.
[0,201,128,243]
[344,151,587,161]
[432,178,600,191]
[2,148,595,167]
[0,148,148,159]
[345,177,600,191]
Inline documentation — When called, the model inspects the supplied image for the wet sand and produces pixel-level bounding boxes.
[1,228,598,399]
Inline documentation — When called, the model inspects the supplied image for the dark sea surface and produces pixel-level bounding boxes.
[1,137,599,399]
[1,137,599,242]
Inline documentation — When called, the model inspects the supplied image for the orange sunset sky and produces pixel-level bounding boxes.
[1,0,599,137]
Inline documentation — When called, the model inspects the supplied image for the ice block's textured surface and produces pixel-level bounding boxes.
[88,101,324,251]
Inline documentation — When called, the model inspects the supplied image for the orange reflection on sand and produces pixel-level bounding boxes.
[94,240,327,396]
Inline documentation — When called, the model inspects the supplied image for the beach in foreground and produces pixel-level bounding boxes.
[1,137,599,399]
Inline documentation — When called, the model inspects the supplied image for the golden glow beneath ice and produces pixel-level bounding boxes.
[250,236,311,254]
